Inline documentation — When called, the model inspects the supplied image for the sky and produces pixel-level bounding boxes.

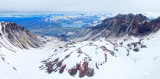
[0,0,160,13]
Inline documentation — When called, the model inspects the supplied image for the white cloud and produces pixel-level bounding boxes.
[0,0,160,12]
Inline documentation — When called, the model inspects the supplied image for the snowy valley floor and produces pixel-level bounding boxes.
[1,32,160,79]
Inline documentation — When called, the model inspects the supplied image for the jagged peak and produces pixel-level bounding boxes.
[71,13,160,41]
[113,13,148,20]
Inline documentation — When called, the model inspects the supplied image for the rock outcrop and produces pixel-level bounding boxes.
[0,22,43,49]
[71,14,160,41]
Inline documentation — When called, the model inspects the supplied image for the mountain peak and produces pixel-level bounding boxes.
[71,14,160,41]
[0,21,43,49]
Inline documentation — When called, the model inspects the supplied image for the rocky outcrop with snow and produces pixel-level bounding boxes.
[40,36,149,78]
[0,22,44,78]
[0,22,43,49]
[39,14,160,79]
[71,14,160,41]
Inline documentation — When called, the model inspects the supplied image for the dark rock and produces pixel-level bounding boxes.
[59,65,66,74]
[133,48,139,52]
[68,67,77,76]
[86,68,94,77]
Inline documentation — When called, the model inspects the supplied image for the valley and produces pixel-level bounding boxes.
[0,13,160,79]
[1,31,160,79]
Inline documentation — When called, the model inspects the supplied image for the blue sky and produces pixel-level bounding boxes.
[0,0,160,13]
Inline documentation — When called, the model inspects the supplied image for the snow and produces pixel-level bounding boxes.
[0,30,160,79]
[0,58,19,79]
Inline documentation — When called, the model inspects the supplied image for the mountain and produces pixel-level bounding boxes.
[0,13,160,79]
[39,14,160,78]
[0,22,43,49]
[71,14,160,41]
[0,21,45,79]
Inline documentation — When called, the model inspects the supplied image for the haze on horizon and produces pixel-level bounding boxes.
[0,0,160,13]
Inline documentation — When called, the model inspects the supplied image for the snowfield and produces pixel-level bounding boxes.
[0,31,160,79]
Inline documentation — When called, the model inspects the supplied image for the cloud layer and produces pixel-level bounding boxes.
[0,0,160,12]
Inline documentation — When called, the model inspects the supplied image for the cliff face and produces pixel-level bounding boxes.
[71,14,160,41]
[0,22,43,49]
[99,14,159,36]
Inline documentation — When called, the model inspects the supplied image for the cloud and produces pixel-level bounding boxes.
[0,0,160,12]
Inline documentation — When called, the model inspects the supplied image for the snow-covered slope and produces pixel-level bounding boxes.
[0,20,160,79]
[0,57,18,79]
[40,30,160,79]
[0,35,64,79]
[1,31,160,79]
[0,21,44,79]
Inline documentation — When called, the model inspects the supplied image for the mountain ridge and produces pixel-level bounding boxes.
[71,14,160,41]
[0,21,43,49]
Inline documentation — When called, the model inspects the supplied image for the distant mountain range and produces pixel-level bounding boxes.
[1,13,159,41]
[0,13,105,36]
